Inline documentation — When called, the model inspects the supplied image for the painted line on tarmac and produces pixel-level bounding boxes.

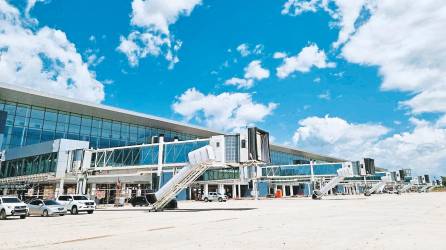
[146,226,176,232]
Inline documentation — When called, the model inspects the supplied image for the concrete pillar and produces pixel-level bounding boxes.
[90,183,97,196]
[237,184,241,198]
[55,179,64,196]
[218,184,224,194]
[232,184,237,199]
[204,184,209,196]
[137,184,142,196]
[3,188,7,195]
[289,185,294,196]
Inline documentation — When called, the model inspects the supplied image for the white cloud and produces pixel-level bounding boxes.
[293,115,446,176]
[244,60,270,80]
[0,1,105,103]
[317,90,330,100]
[281,0,369,48]
[225,60,270,89]
[118,0,201,68]
[273,52,287,59]
[225,77,253,89]
[276,44,335,79]
[284,1,446,116]
[172,88,277,132]
[236,43,250,57]
[236,43,264,57]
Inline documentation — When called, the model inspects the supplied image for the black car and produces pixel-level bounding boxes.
[129,196,150,207]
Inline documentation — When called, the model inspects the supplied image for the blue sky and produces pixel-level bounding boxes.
[1,0,446,176]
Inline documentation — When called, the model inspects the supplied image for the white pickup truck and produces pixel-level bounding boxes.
[56,195,96,215]
[0,196,28,219]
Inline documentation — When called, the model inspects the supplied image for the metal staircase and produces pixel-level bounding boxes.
[419,184,433,193]
[399,183,414,193]
[150,146,215,211]
[364,181,387,196]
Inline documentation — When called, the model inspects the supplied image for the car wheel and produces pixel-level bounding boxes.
[204,197,209,202]
[131,203,136,207]
[60,214,65,216]
[0,210,6,220]
[218,197,223,202]
[20,215,26,219]
[87,210,94,214]
[43,210,49,217]
[71,206,78,215]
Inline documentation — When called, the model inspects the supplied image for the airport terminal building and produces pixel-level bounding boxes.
[0,83,385,203]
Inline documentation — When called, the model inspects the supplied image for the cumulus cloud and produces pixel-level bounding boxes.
[225,60,270,89]
[236,43,264,57]
[284,1,446,116]
[0,0,105,103]
[281,0,369,48]
[172,88,277,132]
[341,0,446,115]
[293,115,446,176]
[275,44,335,79]
[118,0,201,68]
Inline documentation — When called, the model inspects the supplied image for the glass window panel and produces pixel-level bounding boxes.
[30,107,45,119]
[101,129,111,138]
[15,104,30,117]
[57,112,69,123]
[56,122,68,132]
[6,114,14,126]
[92,118,102,128]
[112,121,121,132]
[80,125,91,135]
[41,130,55,141]
[130,125,138,134]
[4,103,16,115]
[102,119,111,130]
[14,115,28,127]
[25,128,41,145]
[44,109,58,121]
[90,127,100,136]
[81,116,92,127]
[43,121,56,131]
[29,118,43,129]
[69,114,81,125]
[68,125,80,134]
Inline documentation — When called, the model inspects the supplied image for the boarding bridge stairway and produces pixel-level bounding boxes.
[419,184,433,193]
[364,180,388,196]
[149,146,215,212]
[312,166,352,200]
[399,183,414,193]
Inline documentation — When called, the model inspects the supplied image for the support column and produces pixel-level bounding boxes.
[55,179,64,197]
[218,184,224,194]
[204,184,209,196]
[289,185,294,196]
[3,188,8,195]
[232,184,237,199]
[237,184,241,198]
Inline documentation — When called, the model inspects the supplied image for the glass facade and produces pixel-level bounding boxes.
[262,163,343,177]
[0,100,201,151]
[224,135,239,163]
[164,140,209,164]
[199,168,240,181]
[0,152,57,178]
[91,145,159,168]
[270,150,311,165]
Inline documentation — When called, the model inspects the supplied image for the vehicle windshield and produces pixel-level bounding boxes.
[73,196,88,200]
[44,200,61,205]
[2,197,21,203]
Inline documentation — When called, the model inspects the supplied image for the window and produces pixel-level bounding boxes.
[73,196,88,200]
[241,139,246,148]
[30,200,41,205]
[58,196,67,201]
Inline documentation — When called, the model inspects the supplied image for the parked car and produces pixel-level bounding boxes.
[27,199,67,217]
[56,195,96,215]
[0,196,28,219]
[202,192,227,202]
[129,196,150,207]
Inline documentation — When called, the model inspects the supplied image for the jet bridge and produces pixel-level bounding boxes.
[364,176,390,196]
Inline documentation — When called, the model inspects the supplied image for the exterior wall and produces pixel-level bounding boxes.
[0,99,202,151]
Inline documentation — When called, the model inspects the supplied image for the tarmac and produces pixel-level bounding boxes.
[1,192,445,250]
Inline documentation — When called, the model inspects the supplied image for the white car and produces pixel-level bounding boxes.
[56,195,96,215]
[202,192,228,202]
[0,196,28,220]
[27,199,67,217]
